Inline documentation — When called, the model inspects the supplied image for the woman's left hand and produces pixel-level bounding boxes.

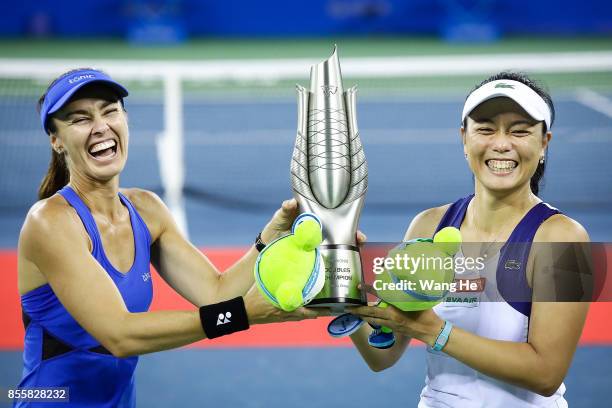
[351,284,444,346]
[260,199,368,246]
[260,199,300,244]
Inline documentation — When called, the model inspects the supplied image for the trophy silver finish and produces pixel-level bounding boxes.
[291,46,367,311]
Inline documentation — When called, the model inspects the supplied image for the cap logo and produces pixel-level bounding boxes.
[68,74,95,84]
[462,79,552,130]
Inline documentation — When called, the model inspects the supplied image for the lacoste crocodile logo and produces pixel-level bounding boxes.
[495,83,515,89]
[505,260,521,270]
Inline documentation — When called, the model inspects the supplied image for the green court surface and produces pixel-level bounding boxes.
[1,36,611,60]
[0,36,612,97]
[2,37,611,99]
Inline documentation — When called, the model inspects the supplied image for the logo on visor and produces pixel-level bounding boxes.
[68,74,95,84]
[495,83,515,89]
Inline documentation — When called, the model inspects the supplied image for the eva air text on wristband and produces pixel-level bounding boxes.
[199,297,250,339]
[433,321,453,352]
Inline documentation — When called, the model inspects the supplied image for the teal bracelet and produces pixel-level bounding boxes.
[432,321,453,351]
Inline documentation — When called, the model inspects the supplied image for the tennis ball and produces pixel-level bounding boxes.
[293,219,322,251]
[375,303,393,334]
[276,281,303,312]
[256,240,316,310]
[433,227,462,256]
[376,240,456,311]
[254,213,325,312]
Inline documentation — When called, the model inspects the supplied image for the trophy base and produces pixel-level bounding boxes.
[307,297,365,314]
[308,246,367,314]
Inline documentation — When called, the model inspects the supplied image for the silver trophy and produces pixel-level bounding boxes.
[291,46,367,312]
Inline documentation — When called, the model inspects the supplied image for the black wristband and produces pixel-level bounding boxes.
[199,297,250,339]
[255,232,267,252]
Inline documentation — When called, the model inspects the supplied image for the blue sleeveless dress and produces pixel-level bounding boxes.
[16,186,153,408]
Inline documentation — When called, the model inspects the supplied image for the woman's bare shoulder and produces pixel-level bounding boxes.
[404,204,451,240]
[120,188,164,210]
[23,194,78,231]
[119,188,172,240]
[19,194,87,256]
[535,213,590,243]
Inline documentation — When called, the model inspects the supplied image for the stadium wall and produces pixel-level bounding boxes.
[1,0,611,38]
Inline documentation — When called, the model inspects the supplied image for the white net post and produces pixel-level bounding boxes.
[157,71,189,238]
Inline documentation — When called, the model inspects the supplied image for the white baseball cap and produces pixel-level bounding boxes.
[462,79,552,130]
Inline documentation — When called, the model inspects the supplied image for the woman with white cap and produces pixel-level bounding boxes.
[15,68,324,407]
[350,72,589,407]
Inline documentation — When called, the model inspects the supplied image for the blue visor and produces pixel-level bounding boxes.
[40,69,129,132]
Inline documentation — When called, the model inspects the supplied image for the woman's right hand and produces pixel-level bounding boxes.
[243,284,325,325]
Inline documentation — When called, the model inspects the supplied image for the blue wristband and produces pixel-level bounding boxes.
[433,321,453,351]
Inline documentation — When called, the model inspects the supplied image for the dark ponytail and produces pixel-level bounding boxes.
[38,149,69,199]
[37,78,70,200]
[530,155,546,196]
[468,71,555,196]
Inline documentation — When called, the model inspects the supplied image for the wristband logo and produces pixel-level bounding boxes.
[216,312,232,326]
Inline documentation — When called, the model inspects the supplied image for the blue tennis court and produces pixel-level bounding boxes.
[1,88,611,406]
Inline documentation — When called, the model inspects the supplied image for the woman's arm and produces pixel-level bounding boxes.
[349,205,448,371]
[19,201,317,358]
[449,302,587,396]
[349,324,411,372]
[354,301,587,396]
[130,189,298,306]
[353,215,590,395]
